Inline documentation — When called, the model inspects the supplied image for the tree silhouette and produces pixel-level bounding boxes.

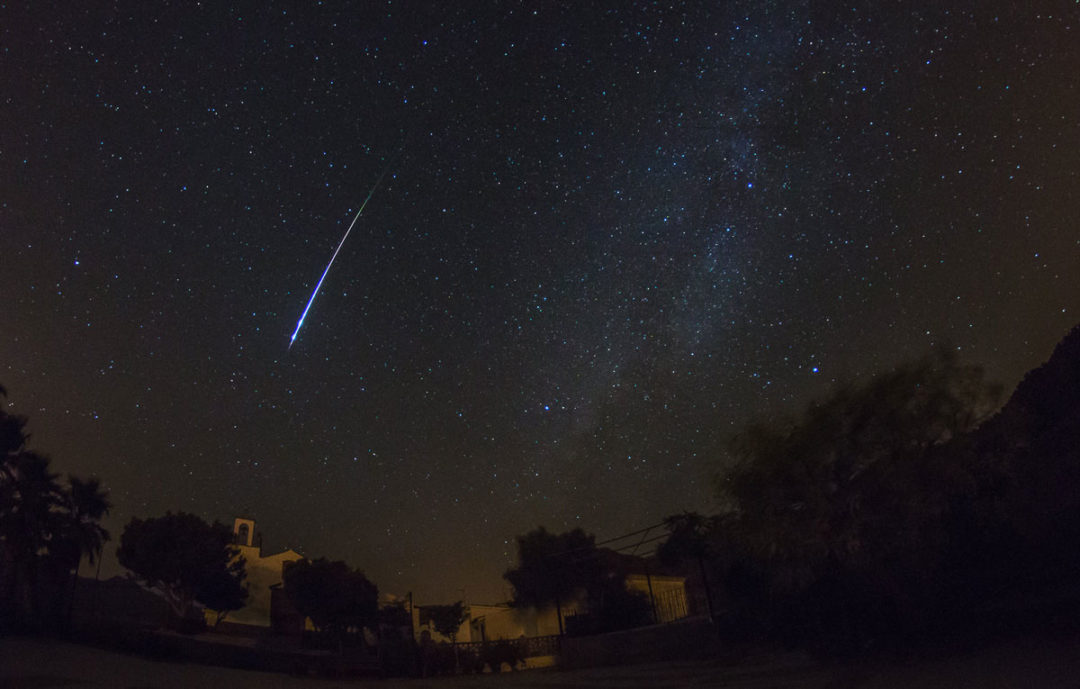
[717,349,1002,649]
[61,476,111,563]
[427,600,468,643]
[0,384,26,459]
[504,527,602,635]
[426,600,468,672]
[0,388,111,629]
[0,450,65,624]
[197,563,249,628]
[0,392,30,624]
[282,557,378,640]
[58,475,111,622]
[117,512,246,625]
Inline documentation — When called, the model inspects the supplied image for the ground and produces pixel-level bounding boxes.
[3,634,1080,688]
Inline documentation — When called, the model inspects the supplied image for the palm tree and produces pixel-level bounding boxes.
[60,475,111,625]
[0,389,34,626]
[0,450,65,625]
[0,386,30,509]
[0,387,111,628]
[0,388,112,628]
[0,396,27,459]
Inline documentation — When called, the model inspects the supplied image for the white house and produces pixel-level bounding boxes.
[204,518,304,630]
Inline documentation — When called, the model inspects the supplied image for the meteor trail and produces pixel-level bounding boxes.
[288,155,398,349]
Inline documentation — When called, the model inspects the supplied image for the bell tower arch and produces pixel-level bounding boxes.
[233,517,256,547]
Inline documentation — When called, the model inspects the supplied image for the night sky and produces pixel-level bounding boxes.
[2,3,1078,604]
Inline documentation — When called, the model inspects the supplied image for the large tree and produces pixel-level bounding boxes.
[0,391,66,626]
[55,475,111,624]
[724,350,998,566]
[197,564,249,628]
[426,601,468,644]
[0,450,64,624]
[426,600,469,672]
[0,451,64,566]
[60,477,111,567]
[282,557,378,639]
[0,387,112,629]
[117,512,247,624]
[503,527,602,635]
[717,349,1001,647]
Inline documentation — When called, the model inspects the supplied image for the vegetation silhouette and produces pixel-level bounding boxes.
[505,525,655,636]
[425,600,468,672]
[281,557,377,646]
[56,476,111,625]
[117,512,247,631]
[657,511,718,620]
[655,329,1080,655]
[426,600,467,643]
[0,385,111,631]
[504,526,602,636]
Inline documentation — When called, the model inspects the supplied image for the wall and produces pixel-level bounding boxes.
[413,602,574,643]
[468,604,563,641]
[626,574,690,623]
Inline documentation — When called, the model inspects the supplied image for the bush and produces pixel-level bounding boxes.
[420,641,456,676]
[482,639,522,673]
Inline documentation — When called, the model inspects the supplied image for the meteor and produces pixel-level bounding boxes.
[288,155,398,349]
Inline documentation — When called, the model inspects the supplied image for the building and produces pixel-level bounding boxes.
[626,573,689,623]
[204,518,305,630]
[412,570,688,644]
[413,601,572,644]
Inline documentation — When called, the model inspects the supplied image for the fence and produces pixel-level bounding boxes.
[653,586,689,623]
[452,633,561,658]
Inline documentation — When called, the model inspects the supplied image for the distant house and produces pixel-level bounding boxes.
[204,518,305,632]
[625,573,689,623]
[412,568,689,644]
[413,601,572,644]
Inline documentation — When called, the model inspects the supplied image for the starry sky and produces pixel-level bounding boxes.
[2,2,1078,604]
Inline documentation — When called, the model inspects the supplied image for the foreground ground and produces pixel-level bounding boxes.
[3,633,1080,688]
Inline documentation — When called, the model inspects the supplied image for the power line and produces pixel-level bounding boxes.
[556,532,670,565]
[594,521,667,548]
[506,520,672,565]
[552,520,669,558]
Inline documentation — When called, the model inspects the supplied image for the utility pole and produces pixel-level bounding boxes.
[407,591,415,639]
[643,561,659,624]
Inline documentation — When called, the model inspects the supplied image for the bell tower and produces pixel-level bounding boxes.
[233,517,256,547]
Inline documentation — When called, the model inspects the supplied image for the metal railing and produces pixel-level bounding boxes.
[451,633,561,658]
